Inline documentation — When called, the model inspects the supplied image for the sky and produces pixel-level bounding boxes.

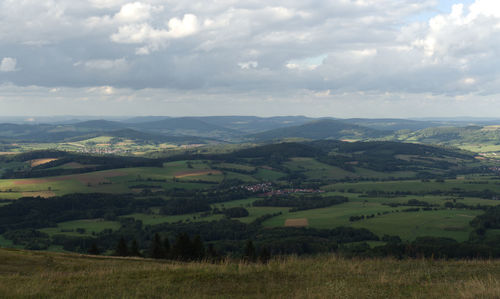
[1,0,500,118]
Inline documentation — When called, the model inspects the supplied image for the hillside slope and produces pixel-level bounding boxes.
[0,248,499,298]
[249,119,388,141]
[397,126,500,145]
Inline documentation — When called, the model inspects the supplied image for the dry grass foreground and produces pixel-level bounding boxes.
[0,249,499,298]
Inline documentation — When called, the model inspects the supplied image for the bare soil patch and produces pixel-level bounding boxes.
[0,152,16,156]
[284,218,309,227]
[174,170,222,178]
[21,191,56,198]
[30,158,58,167]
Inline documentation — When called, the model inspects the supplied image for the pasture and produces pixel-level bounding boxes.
[323,178,500,194]
[350,209,482,242]
[0,160,233,199]
[39,219,121,238]
[124,213,224,226]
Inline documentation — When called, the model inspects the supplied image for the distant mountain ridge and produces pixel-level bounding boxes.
[1,116,500,146]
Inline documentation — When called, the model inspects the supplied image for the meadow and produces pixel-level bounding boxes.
[0,248,499,298]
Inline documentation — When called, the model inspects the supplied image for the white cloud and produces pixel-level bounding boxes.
[467,0,500,19]
[413,1,500,59]
[0,57,17,72]
[114,2,158,23]
[238,61,258,69]
[351,49,378,58]
[88,0,127,9]
[463,77,477,85]
[167,14,200,38]
[78,58,128,71]
[111,13,200,54]
[85,2,163,29]
[87,85,115,95]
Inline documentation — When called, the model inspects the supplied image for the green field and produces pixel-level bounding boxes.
[0,161,227,199]
[324,179,500,193]
[124,213,224,226]
[39,219,122,238]
[351,209,482,242]
[1,158,499,243]
[2,136,183,156]
[283,157,417,180]
[284,157,357,180]
[260,200,400,229]
[253,168,286,180]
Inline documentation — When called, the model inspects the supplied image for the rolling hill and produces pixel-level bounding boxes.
[248,119,389,141]
[342,118,442,131]
[192,116,314,133]
[131,117,240,139]
[395,125,500,146]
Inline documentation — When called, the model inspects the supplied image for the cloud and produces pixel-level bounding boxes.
[167,14,200,38]
[75,58,128,71]
[2,0,500,117]
[0,57,17,72]
[114,2,158,23]
[88,0,128,9]
[286,55,327,70]
[111,13,200,54]
[238,61,258,69]
[87,85,116,95]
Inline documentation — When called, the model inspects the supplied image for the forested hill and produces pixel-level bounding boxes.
[247,119,389,141]
[395,125,500,145]
[2,117,500,147]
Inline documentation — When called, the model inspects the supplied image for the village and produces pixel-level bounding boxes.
[240,182,324,197]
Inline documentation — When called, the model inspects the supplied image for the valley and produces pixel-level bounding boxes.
[0,121,499,260]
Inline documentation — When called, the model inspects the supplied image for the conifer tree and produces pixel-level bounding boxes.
[88,242,100,255]
[149,233,164,259]
[129,239,142,257]
[244,240,256,262]
[259,247,271,264]
[192,235,205,260]
[114,237,129,256]
[164,237,171,259]
[206,243,217,261]
[172,232,192,261]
